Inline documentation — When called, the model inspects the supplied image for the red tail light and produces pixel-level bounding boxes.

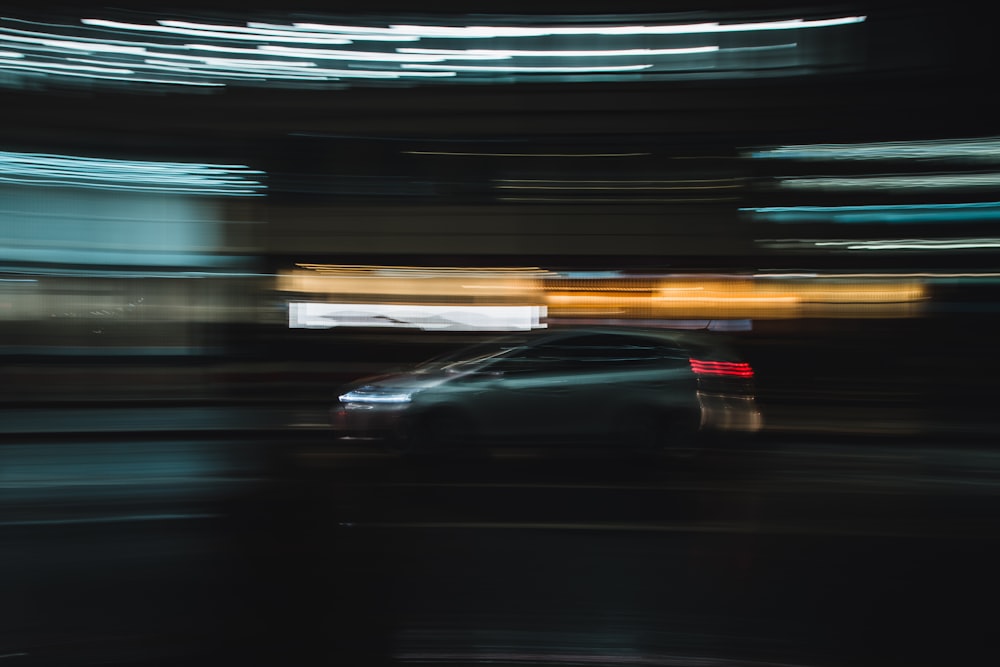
[689,358,754,378]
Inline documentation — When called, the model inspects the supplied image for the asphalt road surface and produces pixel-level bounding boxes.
[3,434,999,667]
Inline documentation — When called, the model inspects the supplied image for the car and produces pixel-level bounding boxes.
[330,326,762,454]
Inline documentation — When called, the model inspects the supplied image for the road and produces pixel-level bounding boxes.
[2,431,999,666]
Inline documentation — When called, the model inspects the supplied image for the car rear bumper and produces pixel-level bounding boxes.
[698,391,764,433]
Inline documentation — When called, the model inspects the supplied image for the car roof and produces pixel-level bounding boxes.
[423,326,744,367]
[512,326,737,354]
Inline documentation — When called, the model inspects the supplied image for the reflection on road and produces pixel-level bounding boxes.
[2,431,999,666]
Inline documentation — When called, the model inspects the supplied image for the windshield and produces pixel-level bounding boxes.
[416,334,531,373]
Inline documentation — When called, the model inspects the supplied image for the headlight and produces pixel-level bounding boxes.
[339,387,413,404]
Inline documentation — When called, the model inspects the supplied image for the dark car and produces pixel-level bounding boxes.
[331,327,761,454]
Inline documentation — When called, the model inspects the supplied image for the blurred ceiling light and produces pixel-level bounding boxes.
[760,238,1000,251]
[398,46,719,57]
[294,263,554,277]
[778,173,1000,190]
[289,302,547,331]
[749,136,1000,161]
[404,151,650,157]
[756,271,1000,279]
[252,22,420,42]
[83,18,357,44]
[400,63,653,73]
[498,196,738,202]
[818,238,1000,250]
[742,201,1000,223]
[385,15,865,38]
[496,178,741,190]
[0,149,264,195]
[0,12,866,90]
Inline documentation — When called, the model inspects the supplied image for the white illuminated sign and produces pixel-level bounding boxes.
[289,302,547,331]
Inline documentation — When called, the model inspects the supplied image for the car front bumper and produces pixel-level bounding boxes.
[329,401,412,441]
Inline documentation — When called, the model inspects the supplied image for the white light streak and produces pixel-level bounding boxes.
[397,46,719,57]
[755,272,1000,278]
[742,201,1000,224]
[0,24,208,57]
[139,53,317,67]
[258,44,459,62]
[339,389,412,404]
[760,238,1000,251]
[495,179,740,190]
[779,173,1000,190]
[273,22,424,42]
[0,65,223,86]
[137,59,454,80]
[722,42,797,52]
[290,302,547,331]
[33,39,149,55]
[0,150,265,195]
[158,19,352,40]
[0,12,865,90]
[82,18,355,45]
[403,151,650,157]
[0,58,132,73]
[402,63,653,73]
[750,136,1000,161]
[819,239,1000,250]
[386,15,865,38]
[498,196,735,203]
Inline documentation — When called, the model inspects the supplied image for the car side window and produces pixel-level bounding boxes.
[491,343,564,375]
[490,334,690,375]
[542,334,687,370]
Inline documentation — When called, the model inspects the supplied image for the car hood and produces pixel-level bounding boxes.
[343,369,459,394]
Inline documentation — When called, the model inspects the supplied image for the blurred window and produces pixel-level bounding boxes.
[496,333,687,374]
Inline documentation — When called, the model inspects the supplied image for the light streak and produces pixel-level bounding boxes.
[257,44,461,62]
[755,272,1000,279]
[823,239,1000,250]
[386,15,865,38]
[0,12,866,90]
[496,178,740,190]
[742,201,1000,223]
[264,22,424,42]
[404,151,650,157]
[690,359,754,378]
[290,302,547,331]
[760,238,1000,251]
[498,196,737,203]
[779,173,1000,190]
[0,150,265,195]
[82,18,356,45]
[749,136,1000,161]
[397,46,719,57]
[400,63,653,73]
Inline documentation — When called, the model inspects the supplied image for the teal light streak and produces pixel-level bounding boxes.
[0,150,265,196]
[743,201,1000,223]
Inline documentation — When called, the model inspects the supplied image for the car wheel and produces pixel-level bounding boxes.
[406,410,476,455]
[660,410,701,459]
[617,410,664,450]
[618,408,699,458]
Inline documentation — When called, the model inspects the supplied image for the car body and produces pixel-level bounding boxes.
[330,326,762,453]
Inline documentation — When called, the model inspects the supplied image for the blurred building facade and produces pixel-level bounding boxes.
[0,4,994,359]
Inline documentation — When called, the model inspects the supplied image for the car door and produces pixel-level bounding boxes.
[471,334,650,444]
[530,334,663,439]
[469,340,581,443]
[542,333,699,439]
